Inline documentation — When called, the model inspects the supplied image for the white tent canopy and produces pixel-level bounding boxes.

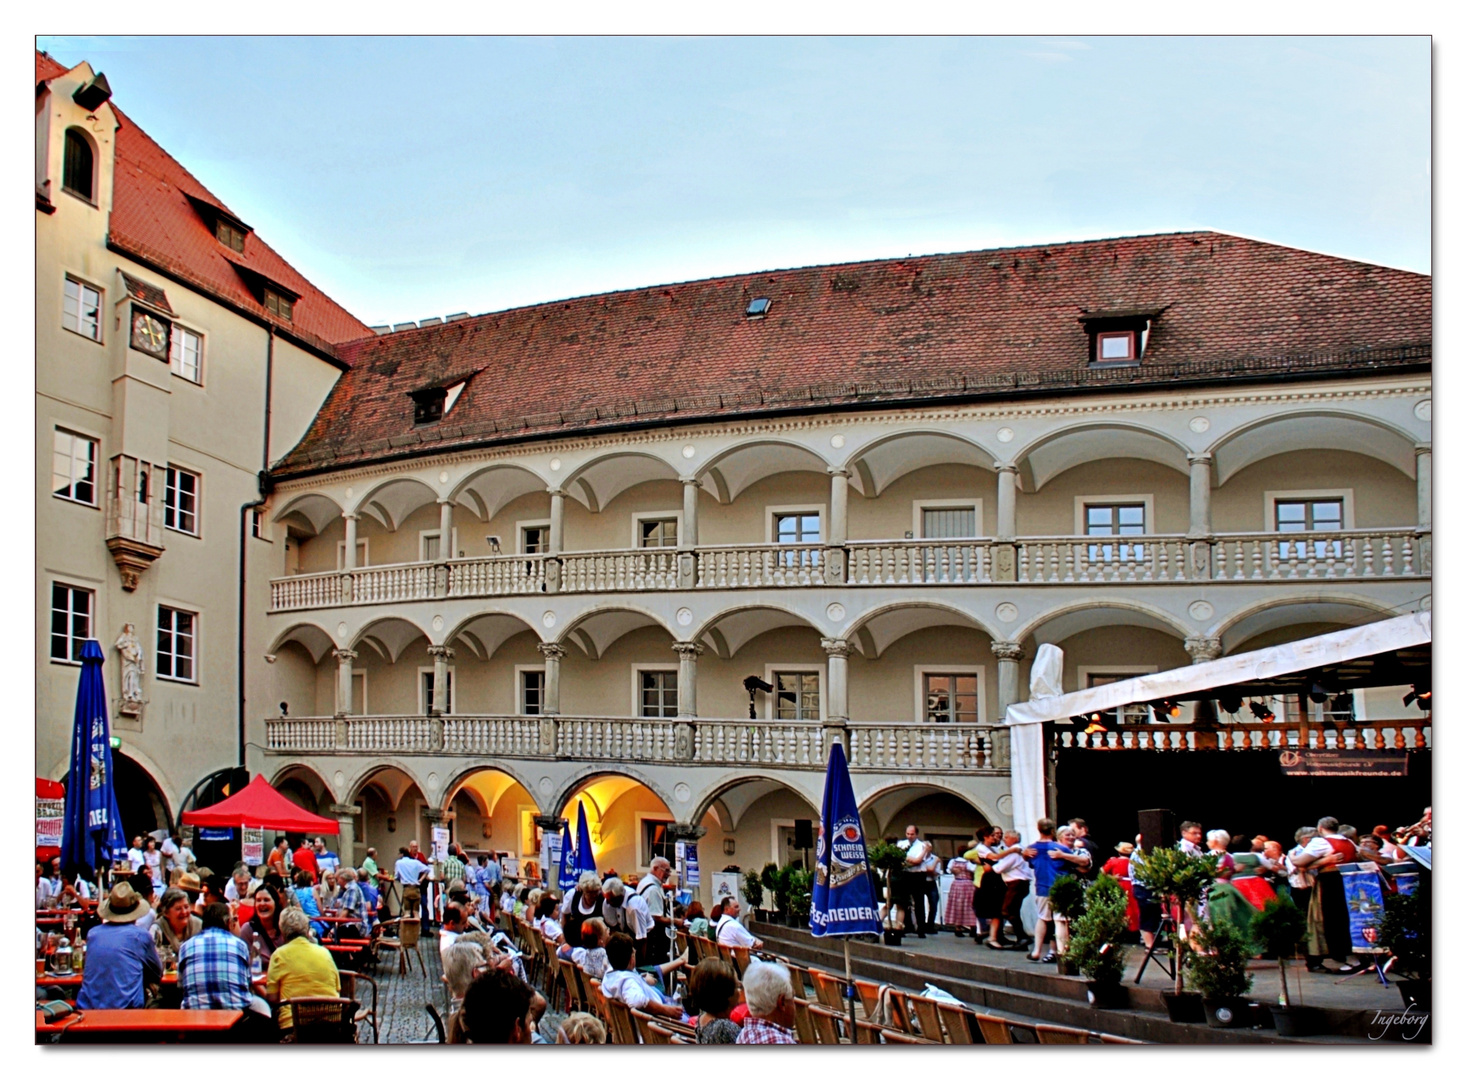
[1002,610,1431,845]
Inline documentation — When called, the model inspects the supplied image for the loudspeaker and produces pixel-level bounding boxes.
[793,819,814,849]
[1138,808,1175,853]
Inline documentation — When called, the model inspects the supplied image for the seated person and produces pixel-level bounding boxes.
[291,870,328,937]
[556,1012,608,1044]
[442,940,486,1013]
[179,902,271,1019]
[265,907,340,1033]
[78,882,163,1009]
[451,968,533,1044]
[735,961,798,1044]
[151,887,203,956]
[714,897,763,949]
[599,932,683,1020]
[572,917,610,980]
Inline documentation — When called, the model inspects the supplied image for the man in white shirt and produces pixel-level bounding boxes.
[624,879,653,961]
[223,866,255,902]
[992,830,1033,949]
[599,932,683,1020]
[394,846,429,922]
[714,898,762,950]
[636,857,674,965]
[127,837,145,874]
[1178,821,1205,857]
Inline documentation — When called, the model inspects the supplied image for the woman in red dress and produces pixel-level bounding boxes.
[1101,841,1141,933]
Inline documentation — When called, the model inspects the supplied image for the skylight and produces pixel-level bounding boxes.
[745,297,771,318]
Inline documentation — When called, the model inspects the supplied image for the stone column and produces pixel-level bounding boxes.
[343,513,359,569]
[672,641,703,718]
[538,642,564,717]
[679,478,701,588]
[1416,445,1431,529]
[330,804,360,868]
[333,648,357,718]
[1187,454,1213,538]
[548,488,565,555]
[825,468,849,583]
[428,644,454,715]
[438,499,454,552]
[993,465,1019,582]
[990,640,1023,767]
[820,638,852,758]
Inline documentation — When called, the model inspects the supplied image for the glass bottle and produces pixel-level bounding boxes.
[52,935,72,975]
[250,939,263,979]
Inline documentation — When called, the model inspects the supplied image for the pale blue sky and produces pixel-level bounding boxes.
[39,36,1430,326]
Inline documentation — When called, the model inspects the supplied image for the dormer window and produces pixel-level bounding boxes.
[745,297,771,318]
[263,288,294,321]
[62,128,96,203]
[409,375,473,425]
[216,219,246,252]
[1096,331,1136,362]
[1079,308,1165,368]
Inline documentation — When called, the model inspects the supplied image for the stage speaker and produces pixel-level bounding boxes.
[1138,808,1175,853]
[793,819,814,849]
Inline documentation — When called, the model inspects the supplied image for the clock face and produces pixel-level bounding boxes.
[131,308,171,359]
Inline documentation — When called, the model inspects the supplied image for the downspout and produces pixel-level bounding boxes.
[239,326,275,767]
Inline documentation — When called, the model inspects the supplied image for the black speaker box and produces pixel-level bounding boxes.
[1138,808,1175,853]
[793,819,814,849]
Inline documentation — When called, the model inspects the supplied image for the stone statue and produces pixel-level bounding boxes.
[115,623,144,714]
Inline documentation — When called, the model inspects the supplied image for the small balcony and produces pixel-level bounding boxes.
[268,528,1430,612]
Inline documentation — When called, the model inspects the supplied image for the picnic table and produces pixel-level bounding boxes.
[36,1008,242,1043]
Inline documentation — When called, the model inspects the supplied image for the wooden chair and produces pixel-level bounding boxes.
[632,1009,667,1044]
[973,1012,1013,1045]
[648,1021,687,1044]
[852,978,883,1020]
[283,996,357,1043]
[1097,1032,1147,1044]
[559,957,587,1013]
[809,969,847,1010]
[604,996,640,1045]
[881,1027,937,1044]
[375,917,423,975]
[783,961,813,1000]
[1035,1023,1090,1045]
[337,970,379,1043]
[854,1019,882,1044]
[904,993,944,1042]
[885,988,915,1033]
[791,996,818,1044]
[935,1001,980,1044]
[717,942,751,978]
[807,1003,847,1045]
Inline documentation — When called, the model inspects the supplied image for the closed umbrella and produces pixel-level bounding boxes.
[809,740,881,1032]
[558,819,579,890]
[60,640,127,882]
[575,800,597,877]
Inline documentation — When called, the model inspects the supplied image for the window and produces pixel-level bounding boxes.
[420,669,454,714]
[156,606,196,682]
[1084,502,1146,562]
[639,670,679,718]
[921,506,977,539]
[412,388,446,425]
[53,429,98,505]
[50,583,92,663]
[169,326,203,383]
[520,670,546,715]
[263,289,294,321]
[642,819,677,866]
[216,219,246,252]
[521,525,549,555]
[923,673,978,723]
[164,466,200,535]
[62,129,94,202]
[1085,672,1154,726]
[422,533,441,561]
[336,539,368,569]
[62,277,102,341]
[746,297,771,318]
[1096,331,1136,362]
[773,671,820,721]
[1276,498,1344,560]
[774,512,820,545]
[250,509,264,539]
[639,518,678,548]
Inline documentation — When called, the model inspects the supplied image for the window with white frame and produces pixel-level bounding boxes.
[156,606,196,682]
[53,429,98,505]
[520,524,549,554]
[169,325,203,384]
[639,670,679,717]
[420,668,454,714]
[62,277,102,341]
[1084,502,1146,562]
[638,517,679,548]
[922,672,979,723]
[1275,497,1345,560]
[336,539,369,569]
[772,670,820,721]
[165,466,200,535]
[921,505,977,539]
[520,669,546,715]
[50,582,93,663]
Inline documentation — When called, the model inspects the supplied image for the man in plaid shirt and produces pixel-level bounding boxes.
[735,960,799,1044]
[178,902,256,1010]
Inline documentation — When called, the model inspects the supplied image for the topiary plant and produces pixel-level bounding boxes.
[1048,874,1089,922]
[1133,846,1219,996]
[1067,873,1130,984]
[1186,915,1254,1001]
[742,867,764,910]
[1251,898,1306,1007]
[869,842,908,930]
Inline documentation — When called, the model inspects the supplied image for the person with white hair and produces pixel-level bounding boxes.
[735,960,798,1044]
[443,939,486,1011]
[561,870,604,946]
[1206,829,1236,879]
[636,856,675,966]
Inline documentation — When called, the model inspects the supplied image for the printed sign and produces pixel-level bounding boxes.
[431,825,450,863]
[36,797,64,849]
[241,827,265,866]
[685,843,700,886]
[1278,750,1408,777]
[1341,862,1388,951]
[502,857,520,879]
[544,833,563,879]
[199,828,234,842]
[710,871,743,909]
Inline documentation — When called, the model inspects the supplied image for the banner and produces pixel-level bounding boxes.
[1341,862,1388,951]
[810,742,882,937]
[198,828,233,842]
[431,825,449,863]
[37,797,64,849]
[685,842,700,886]
[241,827,265,866]
[1278,750,1408,777]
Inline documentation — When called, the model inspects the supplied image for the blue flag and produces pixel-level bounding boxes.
[575,800,597,876]
[61,640,127,878]
[558,819,579,890]
[810,741,881,937]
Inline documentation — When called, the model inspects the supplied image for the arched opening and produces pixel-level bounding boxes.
[352,767,430,869]
[451,463,550,524]
[860,782,992,857]
[1208,412,1419,488]
[554,772,676,880]
[842,429,998,498]
[694,776,821,879]
[696,439,831,505]
[1218,597,1400,655]
[113,751,172,840]
[692,605,827,721]
[62,127,96,202]
[443,766,540,863]
[561,451,681,514]
[272,764,335,818]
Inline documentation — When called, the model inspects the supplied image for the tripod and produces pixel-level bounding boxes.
[1134,912,1176,985]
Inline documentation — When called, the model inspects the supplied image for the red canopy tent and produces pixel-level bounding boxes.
[181,774,338,833]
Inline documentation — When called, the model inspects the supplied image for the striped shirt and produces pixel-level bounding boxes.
[178,927,254,1010]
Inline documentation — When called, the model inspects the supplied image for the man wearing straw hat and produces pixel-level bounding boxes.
[78,881,163,1009]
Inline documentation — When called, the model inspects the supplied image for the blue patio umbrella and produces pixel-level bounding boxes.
[810,740,881,1030]
[558,819,579,890]
[575,800,597,877]
[60,640,127,881]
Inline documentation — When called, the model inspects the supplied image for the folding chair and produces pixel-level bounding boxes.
[852,978,883,1020]
[905,993,944,1042]
[1035,1023,1090,1045]
[885,988,915,1034]
[283,996,357,1043]
[783,961,813,1001]
[973,1012,1014,1044]
[375,917,423,975]
[854,1019,882,1044]
[935,1001,981,1044]
[809,969,847,1010]
[632,1009,668,1044]
[718,942,751,978]
[337,970,379,1043]
[791,997,818,1044]
[881,1027,938,1044]
[604,996,640,1045]
[808,1003,847,1045]
[559,957,587,1013]
[1098,1032,1147,1044]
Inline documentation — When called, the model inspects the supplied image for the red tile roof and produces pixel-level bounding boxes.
[37,51,371,357]
[276,231,1430,478]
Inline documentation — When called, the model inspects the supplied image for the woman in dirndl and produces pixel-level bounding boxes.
[967,826,1008,947]
[944,851,978,936]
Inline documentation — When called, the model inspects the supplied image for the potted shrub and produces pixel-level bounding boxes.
[869,841,908,946]
[742,867,765,920]
[1133,846,1218,1023]
[1047,875,1088,976]
[1251,898,1314,1037]
[788,867,814,927]
[1187,916,1254,1028]
[1380,887,1431,1011]
[1066,873,1130,1009]
[758,862,784,922]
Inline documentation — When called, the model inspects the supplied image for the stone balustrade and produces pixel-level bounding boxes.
[267,528,1430,612]
[1054,719,1431,752]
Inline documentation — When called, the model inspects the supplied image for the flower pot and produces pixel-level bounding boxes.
[1056,957,1081,977]
[753,909,768,923]
[1397,980,1430,1011]
[1269,1005,1318,1038]
[1204,997,1249,1028]
[1161,991,1206,1024]
[883,929,904,946]
[1085,980,1129,1010]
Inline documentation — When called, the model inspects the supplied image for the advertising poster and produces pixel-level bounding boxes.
[241,827,265,866]
[685,842,700,886]
[431,825,450,862]
[36,796,64,850]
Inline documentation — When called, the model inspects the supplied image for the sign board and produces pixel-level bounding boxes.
[36,797,64,849]
[1341,862,1388,951]
[544,833,563,879]
[502,857,520,879]
[685,843,700,887]
[241,827,265,866]
[199,828,234,842]
[431,825,450,863]
[710,871,743,910]
[1278,750,1409,778]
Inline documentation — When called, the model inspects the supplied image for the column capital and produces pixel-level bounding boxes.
[1187,452,1214,466]
[532,814,567,833]
[342,511,359,520]
[546,486,565,498]
[997,462,1020,475]
[672,641,705,659]
[421,807,448,823]
[537,642,567,661]
[1415,443,1432,457]
[667,823,706,842]
[333,648,358,663]
[328,804,360,818]
[436,496,454,505]
[821,637,854,658]
[428,644,455,661]
[680,475,702,487]
[990,640,1023,662]
[1184,636,1223,663]
[827,466,851,479]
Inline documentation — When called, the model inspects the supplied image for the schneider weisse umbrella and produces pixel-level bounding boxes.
[558,819,579,890]
[61,640,127,878]
[575,800,597,876]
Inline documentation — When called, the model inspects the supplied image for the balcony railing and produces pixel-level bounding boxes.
[1054,719,1431,752]
[268,528,1429,611]
[263,714,1005,772]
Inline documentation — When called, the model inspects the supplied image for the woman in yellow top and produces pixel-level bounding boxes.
[265,907,341,1031]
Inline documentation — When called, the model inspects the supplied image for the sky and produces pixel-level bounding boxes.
[38,36,1430,327]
